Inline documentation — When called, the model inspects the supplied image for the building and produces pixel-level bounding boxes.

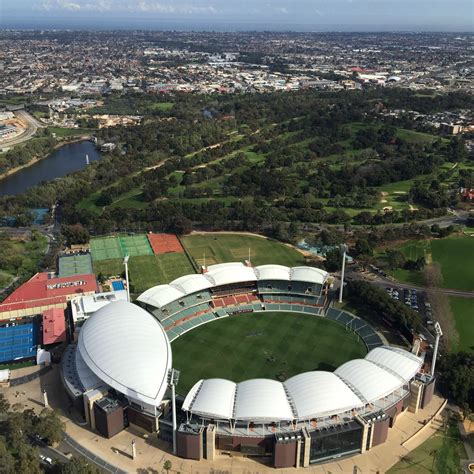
[70,290,128,323]
[42,308,67,345]
[0,272,98,320]
[0,317,39,363]
[59,263,435,468]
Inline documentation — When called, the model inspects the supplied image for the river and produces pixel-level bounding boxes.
[0,140,102,196]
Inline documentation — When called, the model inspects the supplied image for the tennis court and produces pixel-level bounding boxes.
[147,233,184,255]
[90,234,153,261]
[90,236,123,261]
[58,254,93,277]
[119,235,153,257]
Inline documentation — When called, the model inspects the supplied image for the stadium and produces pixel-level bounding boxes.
[61,261,436,468]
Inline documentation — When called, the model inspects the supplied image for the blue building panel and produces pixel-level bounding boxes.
[0,321,38,363]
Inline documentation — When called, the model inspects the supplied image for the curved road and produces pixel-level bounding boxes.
[0,110,43,148]
[347,269,474,298]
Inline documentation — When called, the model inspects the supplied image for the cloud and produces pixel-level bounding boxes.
[36,0,218,14]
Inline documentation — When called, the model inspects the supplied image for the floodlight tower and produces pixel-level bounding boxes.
[123,255,130,302]
[338,243,348,304]
[168,368,180,455]
[431,322,443,377]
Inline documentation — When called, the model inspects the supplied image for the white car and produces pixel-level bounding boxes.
[40,455,53,465]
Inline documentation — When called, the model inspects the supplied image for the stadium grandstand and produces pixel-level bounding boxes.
[59,262,437,468]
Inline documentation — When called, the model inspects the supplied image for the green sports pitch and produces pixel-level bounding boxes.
[171,311,367,394]
[90,234,153,261]
[93,253,195,294]
[180,233,305,267]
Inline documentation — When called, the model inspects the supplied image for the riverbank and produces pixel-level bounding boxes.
[0,140,101,197]
[0,135,92,181]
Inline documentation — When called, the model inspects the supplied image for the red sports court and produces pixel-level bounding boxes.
[147,233,184,255]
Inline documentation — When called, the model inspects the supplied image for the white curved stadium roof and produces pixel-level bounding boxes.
[205,263,257,287]
[335,359,403,403]
[78,300,172,407]
[182,346,421,422]
[138,284,185,308]
[255,265,291,281]
[365,346,422,382]
[138,262,329,310]
[170,274,214,295]
[183,379,236,420]
[234,379,294,421]
[284,371,364,420]
[290,267,328,284]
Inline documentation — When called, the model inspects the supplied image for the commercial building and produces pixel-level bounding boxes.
[0,272,98,320]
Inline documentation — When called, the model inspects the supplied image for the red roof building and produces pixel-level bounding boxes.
[42,308,67,345]
[0,272,98,320]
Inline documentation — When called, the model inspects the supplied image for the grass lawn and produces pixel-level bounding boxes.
[48,127,93,137]
[93,253,195,293]
[450,297,474,352]
[0,271,15,289]
[129,253,195,292]
[181,233,305,267]
[379,236,474,290]
[431,237,474,291]
[172,311,367,393]
[388,416,466,474]
[147,102,174,112]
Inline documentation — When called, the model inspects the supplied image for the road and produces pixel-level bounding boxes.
[31,434,125,473]
[346,268,474,298]
[0,110,43,148]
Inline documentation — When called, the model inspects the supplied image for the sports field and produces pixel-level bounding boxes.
[171,311,367,394]
[381,236,474,290]
[93,253,195,293]
[449,297,474,352]
[90,234,153,261]
[58,254,93,277]
[181,233,305,268]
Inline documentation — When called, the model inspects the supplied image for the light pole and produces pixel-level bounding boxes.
[338,244,348,304]
[168,368,180,455]
[123,255,130,302]
[431,322,443,376]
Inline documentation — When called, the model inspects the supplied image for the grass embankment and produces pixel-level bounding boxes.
[388,416,467,474]
[172,311,367,393]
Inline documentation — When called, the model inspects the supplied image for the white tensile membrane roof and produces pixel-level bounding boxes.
[138,284,185,308]
[254,264,291,281]
[290,266,328,285]
[234,379,295,421]
[365,346,422,381]
[137,262,329,309]
[205,262,257,287]
[78,300,172,407]
[170,274,214,295]
[335,359,404,403]
[284,371,364,420]
[182,379,236,420]
[182,346,422,422]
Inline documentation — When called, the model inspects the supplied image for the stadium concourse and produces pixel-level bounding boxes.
[60,262,437,469]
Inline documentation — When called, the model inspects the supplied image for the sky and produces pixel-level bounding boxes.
[1,0,473,31]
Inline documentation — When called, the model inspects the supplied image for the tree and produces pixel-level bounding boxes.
[57,457,100,474]
[0,393,10,414]
[163,459,172,473]
[386,249,406,269]
[324,248,342,272]
[354,239,373,257]
[423,263,459,351]
[61,224,90,246]
[34,409,65,446]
